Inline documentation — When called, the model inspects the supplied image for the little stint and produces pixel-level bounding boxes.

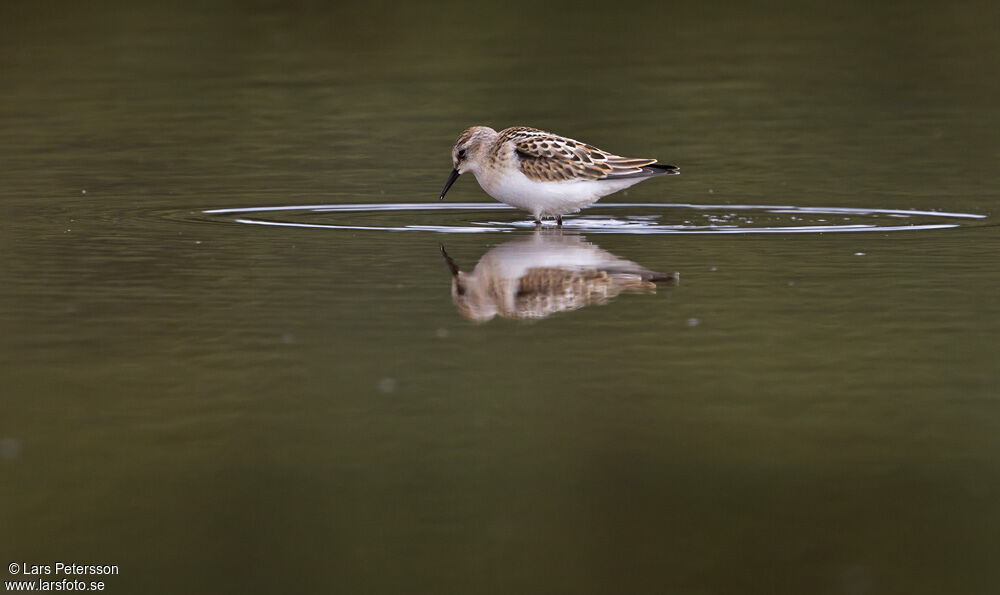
[440,126,679,225]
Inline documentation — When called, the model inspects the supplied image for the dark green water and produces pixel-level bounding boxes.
[2,2,999,593]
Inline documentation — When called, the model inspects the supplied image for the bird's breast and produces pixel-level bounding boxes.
[474,169,603,216]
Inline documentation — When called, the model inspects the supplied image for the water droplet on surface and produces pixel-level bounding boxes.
[435,328,449,339]
[1,437,21,460]
[377,378,396,393]
[686,318,700,327]
[855,252,866,256]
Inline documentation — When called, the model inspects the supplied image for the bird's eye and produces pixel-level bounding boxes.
[457,149,467,159]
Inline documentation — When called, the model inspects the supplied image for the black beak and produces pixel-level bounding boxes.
[439,244,460,277]
[440,168,460,200]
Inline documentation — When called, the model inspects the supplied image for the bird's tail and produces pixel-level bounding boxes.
[642,163,680,176]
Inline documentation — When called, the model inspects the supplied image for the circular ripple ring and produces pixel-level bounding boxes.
[201,203,987,235]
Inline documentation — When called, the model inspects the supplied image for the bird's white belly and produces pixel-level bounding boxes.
[475,170,640,218]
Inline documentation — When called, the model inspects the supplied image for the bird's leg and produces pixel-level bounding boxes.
[556,215,563,227]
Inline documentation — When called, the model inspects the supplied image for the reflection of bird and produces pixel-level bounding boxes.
[439,126,679,225]
[440,232,678,321]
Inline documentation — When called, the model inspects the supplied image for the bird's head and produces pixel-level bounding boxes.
[440,126,496,199]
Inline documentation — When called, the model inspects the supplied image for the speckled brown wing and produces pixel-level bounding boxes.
[513,267,613,318]
[500,127,667,183]
[510,266,658,319]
